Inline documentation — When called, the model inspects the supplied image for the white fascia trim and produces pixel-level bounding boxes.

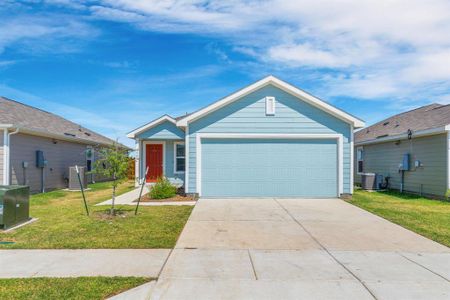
[355,126,449,146]
[0,124,14,129]
[173,141,185,174]
[127,115,176,139]
[177,76,365,128]
[195,133,344,197]
[142,141,166,180]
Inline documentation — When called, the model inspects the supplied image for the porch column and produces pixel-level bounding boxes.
[135,139,140,187]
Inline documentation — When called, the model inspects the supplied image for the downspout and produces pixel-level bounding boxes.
[4,127,20,185]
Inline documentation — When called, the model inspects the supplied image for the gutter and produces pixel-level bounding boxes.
[355,125,450,146]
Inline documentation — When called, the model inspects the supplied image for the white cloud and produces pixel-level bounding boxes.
[80,0,450,102]
[4,0,450,104]
[268,44,350,68]
[0,14,98,54]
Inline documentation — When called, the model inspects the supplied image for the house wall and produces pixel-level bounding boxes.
[138,139,185,182]
[354,133,448,197]
[136,120,186,182]
[187,84,352,195]
[10,133,88,193]
[136,120,185,140]
[0,130,4,184]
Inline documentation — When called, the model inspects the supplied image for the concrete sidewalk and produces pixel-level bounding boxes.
[96,187,195,206]
[0,249,171,278]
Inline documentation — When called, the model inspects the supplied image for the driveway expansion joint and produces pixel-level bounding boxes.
[399,252,450,282]
[247,250,258,280]
[273,198,378,300]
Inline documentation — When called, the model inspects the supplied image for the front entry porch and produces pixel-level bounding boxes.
[136,139,185,187]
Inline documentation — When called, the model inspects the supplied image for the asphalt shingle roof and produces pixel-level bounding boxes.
[355,103,450,143]
[0,96,120,147]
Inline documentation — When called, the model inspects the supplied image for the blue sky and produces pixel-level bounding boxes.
[1,1,450,147]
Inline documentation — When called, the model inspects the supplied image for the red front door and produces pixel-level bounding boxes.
[146,144,163,182]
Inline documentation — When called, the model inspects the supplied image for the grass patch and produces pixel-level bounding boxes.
[0,277,151,300]
[0,181,193,249]
[350,189,450,247]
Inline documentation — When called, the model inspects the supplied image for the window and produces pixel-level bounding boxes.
[86,147,94,172]
[265,96,275,115]
[357,147,364,174]
[174,142,185,173]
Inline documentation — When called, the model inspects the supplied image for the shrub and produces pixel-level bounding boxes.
[150,177,177,199]
[446,189,450,201]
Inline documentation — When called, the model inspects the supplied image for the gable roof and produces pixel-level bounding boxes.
[176,75,365,128]
[355,103,450,144]
[0,96,127,148]
[126,114,177,138]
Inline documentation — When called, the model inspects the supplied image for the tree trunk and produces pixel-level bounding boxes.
[111,178,116,215]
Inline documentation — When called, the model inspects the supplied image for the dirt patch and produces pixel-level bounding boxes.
[93,209,131,220]
[134,194,196,203]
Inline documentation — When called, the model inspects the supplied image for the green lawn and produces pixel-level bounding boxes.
[350,189,450,247]
[0,277,151,300]
[0,181,193,249]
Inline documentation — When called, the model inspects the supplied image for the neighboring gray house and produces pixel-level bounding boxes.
[0,97,122,193]
[128,76,365,198]
[355,104,450,198]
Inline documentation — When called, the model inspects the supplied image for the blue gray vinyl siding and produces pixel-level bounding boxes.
[187,84,352,195]
[136,120,185,140]
[136,121,185,182]
[201,139,337,197]
[355,133,448,197]
[138,139,184,181]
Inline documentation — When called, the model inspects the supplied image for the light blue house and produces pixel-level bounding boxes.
[127,76,365,198]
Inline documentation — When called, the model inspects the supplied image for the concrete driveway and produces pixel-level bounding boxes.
[151,198,450,299]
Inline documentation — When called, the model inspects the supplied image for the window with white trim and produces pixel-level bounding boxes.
[265,96,275,115]
[86,146,94,172]
[174,142,185,173]
[357,146,364,174]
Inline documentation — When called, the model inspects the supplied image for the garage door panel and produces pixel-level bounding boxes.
[201,139,337,197]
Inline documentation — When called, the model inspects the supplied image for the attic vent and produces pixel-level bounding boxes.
[376,134,389,139]
[64,132,76,137]
[383,121,390,126]
[265,96,275,115]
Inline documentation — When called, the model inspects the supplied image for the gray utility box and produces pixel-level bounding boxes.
[68,166,88,190]
[0,185,30,230]
[361,173,377,190]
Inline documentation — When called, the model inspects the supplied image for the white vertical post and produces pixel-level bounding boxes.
[3,129,7,185]
[184,126,189,193]
[135,139,140,187]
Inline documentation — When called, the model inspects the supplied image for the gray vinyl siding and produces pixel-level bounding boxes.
[354,133,448,197]
[0,130,4,183]
[10,133,88,193]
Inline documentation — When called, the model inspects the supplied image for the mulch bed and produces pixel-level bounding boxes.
[134,194,196,203]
